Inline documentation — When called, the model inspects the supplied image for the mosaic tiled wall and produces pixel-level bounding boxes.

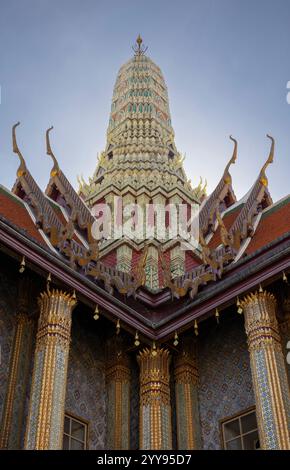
[275,285,290,387]
[0,272,17,427]
[129,356,139,450]
[0,265,38,450]
[170,364,177,450]
[9,320,35,449]
[198,314,254,449]
[279,321,290,387]
[65,313,106,449]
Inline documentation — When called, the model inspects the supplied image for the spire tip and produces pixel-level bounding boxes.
[132,35,148,55]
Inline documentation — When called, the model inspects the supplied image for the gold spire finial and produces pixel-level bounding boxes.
[259,134,274,186]
[46,126,60,177]
[223,135,237,184]
[12,122,27,178]
[132,35,148,55]
[229,135,238,164]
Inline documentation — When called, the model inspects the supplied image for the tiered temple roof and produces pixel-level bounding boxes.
[1,37,289,343]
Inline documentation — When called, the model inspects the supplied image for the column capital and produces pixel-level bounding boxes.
[38,288,76,313]
[137,346,170,364]
[241,290,277,308]
[105,348,130,383]
[241,290,279,351]
[36,289,76,348]
[174,345,198,385]
[15,311,33,325]
[137,348,171,402]
[106,362,131,382]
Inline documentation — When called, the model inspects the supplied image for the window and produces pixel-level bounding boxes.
[221,409,260,450]
[63,414,88,450]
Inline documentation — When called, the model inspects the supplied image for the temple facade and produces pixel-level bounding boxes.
[0,37,289,450]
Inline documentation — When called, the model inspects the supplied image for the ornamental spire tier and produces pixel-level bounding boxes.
[80,37,205,290]
[107,36,175,158]
[81,36,202,204]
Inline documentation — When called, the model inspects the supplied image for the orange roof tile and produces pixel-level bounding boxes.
[0,186,46,246]
[247,197,290,254]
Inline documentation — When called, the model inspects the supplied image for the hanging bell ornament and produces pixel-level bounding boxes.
[19,256,26,273]
[173,331,179,347]
[93,305,100,320]
[134,331,140,347]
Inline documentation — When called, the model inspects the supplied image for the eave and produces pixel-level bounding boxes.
[0,216,289,343]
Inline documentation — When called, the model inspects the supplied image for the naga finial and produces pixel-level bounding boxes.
[46,126,60,177]
[202,178,208,195]
[196,176,202,192]
[77,175,83,189]
[193,176,207,198]
[260,134,275,186]
[12,122,27,178]
[223,135,238,184]
[132,35,148,56]
[81,174,86,186]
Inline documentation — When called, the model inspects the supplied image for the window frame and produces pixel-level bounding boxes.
[219,406,260,450]
[63,411,89,450]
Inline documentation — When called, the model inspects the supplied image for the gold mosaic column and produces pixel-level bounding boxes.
[0,277,35,449]
[138,347,172,450]
[174,338,201,449]
[241,291,290,449]
[105,342,130,449]
[25,289,76,450]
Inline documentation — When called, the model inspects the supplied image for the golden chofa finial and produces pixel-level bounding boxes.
[46,126,60,177]
[132,34,148,55]
[223,135,237,184]
[193,176,207,199]
[12,122,27,178]
[260,134,275,186]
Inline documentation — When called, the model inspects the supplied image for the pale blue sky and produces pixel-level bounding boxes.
[0,0,290,201]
